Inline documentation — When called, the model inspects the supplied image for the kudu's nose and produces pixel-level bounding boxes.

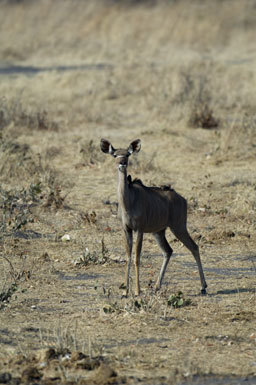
[118,157,127,171]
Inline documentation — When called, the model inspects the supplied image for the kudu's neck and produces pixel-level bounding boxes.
[117,168,131,211]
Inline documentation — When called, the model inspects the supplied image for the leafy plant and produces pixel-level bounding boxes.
[0,253,30,310]
[28,182,42,201]
[129,298,152,312]
[103,302,121,314]
[73,239,109,266]
[0,282,18,303]
[167,291,191,308]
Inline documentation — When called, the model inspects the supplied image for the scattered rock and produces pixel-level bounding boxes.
[61,234,71,242]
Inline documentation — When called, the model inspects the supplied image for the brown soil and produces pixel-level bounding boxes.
[0,1,255,384]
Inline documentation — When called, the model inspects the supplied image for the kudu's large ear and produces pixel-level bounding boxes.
[100,138,115,155]
[128,139,141,155]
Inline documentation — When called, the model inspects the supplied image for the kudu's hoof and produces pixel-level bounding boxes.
[153,284,160,293]
[201,288,207,295]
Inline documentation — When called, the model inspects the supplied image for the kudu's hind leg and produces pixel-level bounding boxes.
[171,228,207,294]
[123,228,133,297]
[153,230,173,291]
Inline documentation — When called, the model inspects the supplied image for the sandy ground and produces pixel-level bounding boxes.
[0,1,255,384]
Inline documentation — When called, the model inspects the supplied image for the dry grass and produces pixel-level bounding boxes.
[0,0,256,384]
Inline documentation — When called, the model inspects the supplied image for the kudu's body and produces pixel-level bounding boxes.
[100,138,207,296]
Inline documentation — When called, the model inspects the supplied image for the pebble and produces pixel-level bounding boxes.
[61,234,71,242]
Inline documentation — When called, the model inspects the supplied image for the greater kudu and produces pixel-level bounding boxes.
[100,138,207,297]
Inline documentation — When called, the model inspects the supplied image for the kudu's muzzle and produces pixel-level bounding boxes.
[117,155,128,172]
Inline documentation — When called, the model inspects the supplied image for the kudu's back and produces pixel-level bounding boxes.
[125,180,187,233]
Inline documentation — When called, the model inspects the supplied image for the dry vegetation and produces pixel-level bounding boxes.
[0,0,255,384]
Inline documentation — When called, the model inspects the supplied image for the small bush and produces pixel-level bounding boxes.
[0,137,45,182]
[189,102,219,129]
[80,140,105,166]
[0,185,38,232]
[43,186,65,210]
[0,97,58,131]
[80,211,97,225]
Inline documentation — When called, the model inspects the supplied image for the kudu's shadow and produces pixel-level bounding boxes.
[210,287,255,296]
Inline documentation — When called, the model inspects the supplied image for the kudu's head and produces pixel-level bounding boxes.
[100,138,141,172]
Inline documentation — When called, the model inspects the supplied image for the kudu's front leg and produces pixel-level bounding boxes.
[123,228,133,297]
[135,231,143,296]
